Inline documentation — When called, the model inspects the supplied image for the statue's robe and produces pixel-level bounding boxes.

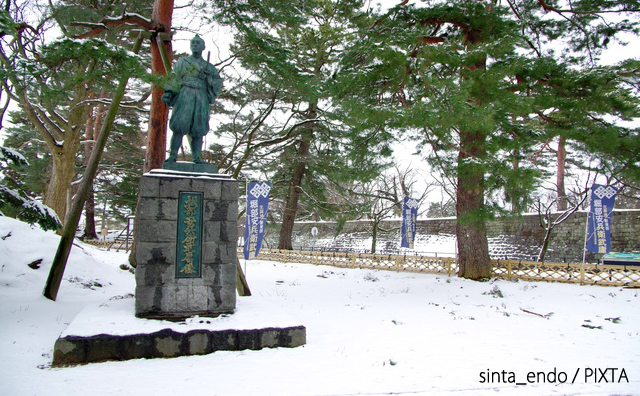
[164,56,223,138]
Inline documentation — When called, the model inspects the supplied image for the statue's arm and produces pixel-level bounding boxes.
[162,58,186,106]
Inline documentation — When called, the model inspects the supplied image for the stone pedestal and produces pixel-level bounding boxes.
[161,160,218,174]
[135,168,238,319]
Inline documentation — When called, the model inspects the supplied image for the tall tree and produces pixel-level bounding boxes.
[556,135,568,210]
[0,0,149,223]
[57,0,173,172]
[337,0,640,279]
[212,0,391,249]
[144,0,173,172]
[44,30,144,300]
[43,0,153,238]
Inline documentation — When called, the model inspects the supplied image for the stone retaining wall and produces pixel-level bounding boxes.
[260,210,639,263]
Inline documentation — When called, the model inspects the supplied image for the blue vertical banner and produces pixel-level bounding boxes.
[401,197,419,249]
[244,181,271,260]
[586,184,618,254]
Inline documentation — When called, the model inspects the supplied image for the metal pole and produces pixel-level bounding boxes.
[582,194,591,264]
[245,179,249,275]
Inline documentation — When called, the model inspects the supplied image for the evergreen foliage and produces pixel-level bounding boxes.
[3,0,639,269]
[335,0,640,278]
[1,0,152,225]
[1,110,51,196]
[2,99,144,229]
[0,146,60,231]
[207,0,393,248]
[0,3,149,222]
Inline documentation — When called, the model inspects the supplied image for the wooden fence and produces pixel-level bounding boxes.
[83,237,132,252]
[81,241,639,287]
[83,239,113,249]
[253,248,640,287]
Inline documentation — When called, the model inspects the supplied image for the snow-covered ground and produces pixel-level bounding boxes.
[1,216,638,396]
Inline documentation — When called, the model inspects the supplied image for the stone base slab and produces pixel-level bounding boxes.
[53,297,306,366]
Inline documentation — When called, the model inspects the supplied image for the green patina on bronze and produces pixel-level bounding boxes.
[162,34,223,164]
[176,191,204,278]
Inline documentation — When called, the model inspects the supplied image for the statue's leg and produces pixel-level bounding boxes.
[191,136,205,163]
[164,133,183,162]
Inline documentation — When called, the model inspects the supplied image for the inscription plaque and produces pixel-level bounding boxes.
[176,191,203,278]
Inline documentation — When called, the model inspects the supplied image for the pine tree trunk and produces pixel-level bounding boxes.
[144,88,171,172]
[556,135,567,211]
[455,28,492,280]
[83,107,97,239]
[511,150,521,213]
[84,189,98,239]
[371,218,379,254]
[278,136,311,250]
[143,0,173,172]
[132,0,174,267]
[27,90,87,225]
[278,104,316,250]
[83,92,106,241]
[456,129,491,279]
[44,144,78,223]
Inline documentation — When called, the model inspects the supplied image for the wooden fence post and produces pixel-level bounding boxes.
[580,264,585,285]
[507,259,512,281]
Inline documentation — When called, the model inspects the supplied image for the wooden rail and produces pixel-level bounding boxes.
[82,239,112,249]
[253,249,640,288]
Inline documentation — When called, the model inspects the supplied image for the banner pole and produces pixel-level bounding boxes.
[582,205,590,264]
[245,179,249,275]
[583,185,594,264]
[235,179,252,296]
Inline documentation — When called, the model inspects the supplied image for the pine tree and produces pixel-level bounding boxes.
[0,145,60,230]
[210,0,392,249]
[3,90,146,237]
[0,1,148,223]
[337,0,640,279]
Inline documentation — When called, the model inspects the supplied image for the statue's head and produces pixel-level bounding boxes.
[190,35,205,53]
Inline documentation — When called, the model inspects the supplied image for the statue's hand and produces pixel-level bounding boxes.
[199,68,210,80]
[162,92,175,106]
